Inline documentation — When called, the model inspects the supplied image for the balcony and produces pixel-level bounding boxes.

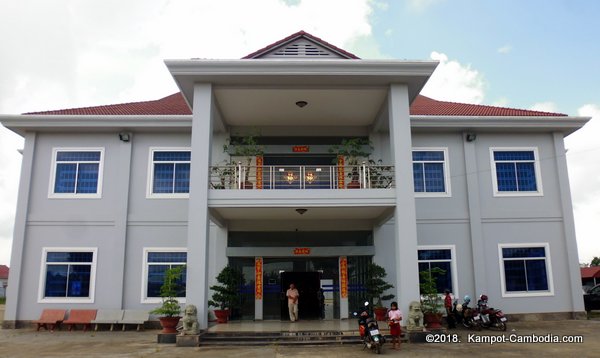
[209,164,394,190]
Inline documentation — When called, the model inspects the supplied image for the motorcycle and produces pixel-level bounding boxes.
[472,294,508,331]
[453,295,480,330]
[354,302,385,354]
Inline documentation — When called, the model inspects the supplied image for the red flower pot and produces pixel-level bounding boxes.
[158,316,181,334]
[213,309,230,323]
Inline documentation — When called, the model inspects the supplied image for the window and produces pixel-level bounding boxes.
[417,246,457,295]
[412,148,450,196]
[147,148,191,198]
[490,148,542,196]
[39,248,97,303]
[499,244,554,297]
[142,248,187,303]
[49,148,104,198]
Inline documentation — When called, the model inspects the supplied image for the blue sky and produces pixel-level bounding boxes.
[368,0,599,114]
[0,0,599,266]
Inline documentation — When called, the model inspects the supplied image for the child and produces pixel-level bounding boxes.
[387,301,402,350]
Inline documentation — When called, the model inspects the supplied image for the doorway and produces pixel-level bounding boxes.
[280,271,321,320]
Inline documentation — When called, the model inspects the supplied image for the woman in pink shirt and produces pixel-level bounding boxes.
[387,301,402,350]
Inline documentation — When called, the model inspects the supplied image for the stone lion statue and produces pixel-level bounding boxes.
[407,301,424,331]
[180,304,200,335]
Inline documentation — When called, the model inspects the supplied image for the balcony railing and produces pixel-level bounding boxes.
[209,163,394,190]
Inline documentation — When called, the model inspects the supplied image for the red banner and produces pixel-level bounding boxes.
[293,247,311,255]
[292,145,310,153]
[337,156,345,189]
[339,256,348,298]
[255,257,263,300]
[256,156,263,189]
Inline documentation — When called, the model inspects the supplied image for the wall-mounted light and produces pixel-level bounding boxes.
[295,208,308,215]
[295,100,308,108]
[118,132,131,142]
[465,133,477,142]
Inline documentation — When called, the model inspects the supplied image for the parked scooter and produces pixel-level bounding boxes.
[472,294,508,331]
[354,302,385,354]
[453,295,481,330]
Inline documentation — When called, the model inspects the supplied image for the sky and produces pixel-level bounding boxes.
[0,0,599,266]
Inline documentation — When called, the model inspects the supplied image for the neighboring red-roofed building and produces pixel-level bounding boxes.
[0,31,591,329]
[0,265,8,298]
[581,266,600,290]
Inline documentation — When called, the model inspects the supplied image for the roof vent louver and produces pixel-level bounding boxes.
[262,39,341,58]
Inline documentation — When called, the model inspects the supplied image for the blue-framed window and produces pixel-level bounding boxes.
[150,150,191,195]
[492,149,539,193]
[418,248,453,294]
[412,150,448,194]
[52,150,103,196]
[41,249,96,301]
[501,246,549,293]
[145,251,187,300]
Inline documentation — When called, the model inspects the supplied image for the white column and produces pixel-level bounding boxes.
[3,132,35,328]
[553,132,585,314]
[388,84,420,317]
[115,135,133,308]
[186,83,214,330]
[463,133,487,296]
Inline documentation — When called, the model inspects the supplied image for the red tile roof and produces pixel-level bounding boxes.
[581,266,600,279]
[26,93,192,116]
[25,93,567,117]
[411,95,566,117]
[242,30,360,59]
[0,265,8,279]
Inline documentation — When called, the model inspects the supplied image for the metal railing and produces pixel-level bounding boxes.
[209,163,394,190]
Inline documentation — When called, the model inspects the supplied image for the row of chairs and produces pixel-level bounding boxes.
[35,309,149,332]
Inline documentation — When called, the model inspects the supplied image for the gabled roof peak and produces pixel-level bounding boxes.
[242,30,360,59]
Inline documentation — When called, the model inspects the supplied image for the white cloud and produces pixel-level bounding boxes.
[565,104,600,264]
[497,45,512,54]
[420,52,486,104]
[530,101,559,113]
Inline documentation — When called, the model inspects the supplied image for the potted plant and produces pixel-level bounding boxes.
[223,133,264,189]
[150,266,184,334]
[210,159,236,189]
[419,267,446,330]
[208,265,244,323]
[365,262,395,321]
[328,138,372,188]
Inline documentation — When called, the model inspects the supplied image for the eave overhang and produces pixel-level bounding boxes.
[164,59,439,107]
[410,115,591,136]
[1,114,589,138]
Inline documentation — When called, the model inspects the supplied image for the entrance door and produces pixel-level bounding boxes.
[280,272,321,320]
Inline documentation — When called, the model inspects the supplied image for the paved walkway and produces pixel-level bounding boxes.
[1,319,600,357]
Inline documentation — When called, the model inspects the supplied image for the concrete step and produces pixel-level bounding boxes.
[199,330,406,346]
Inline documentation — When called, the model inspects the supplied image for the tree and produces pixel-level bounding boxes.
[591,257,600,267]
[365,262,395,308]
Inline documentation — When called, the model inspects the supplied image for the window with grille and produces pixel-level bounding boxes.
[49,148,103,198]
[417,247,455,294]
[142,249,187,303]
[491,148,542,195]
[412,148,450,196]
[39,248,97,303]
[499,244,553,296]
[147,148,191,198]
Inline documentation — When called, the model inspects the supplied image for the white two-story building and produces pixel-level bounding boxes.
[1,31,588,329]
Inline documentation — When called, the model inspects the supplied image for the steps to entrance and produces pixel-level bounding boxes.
[199,330,406,346]
[200,330,361,346]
